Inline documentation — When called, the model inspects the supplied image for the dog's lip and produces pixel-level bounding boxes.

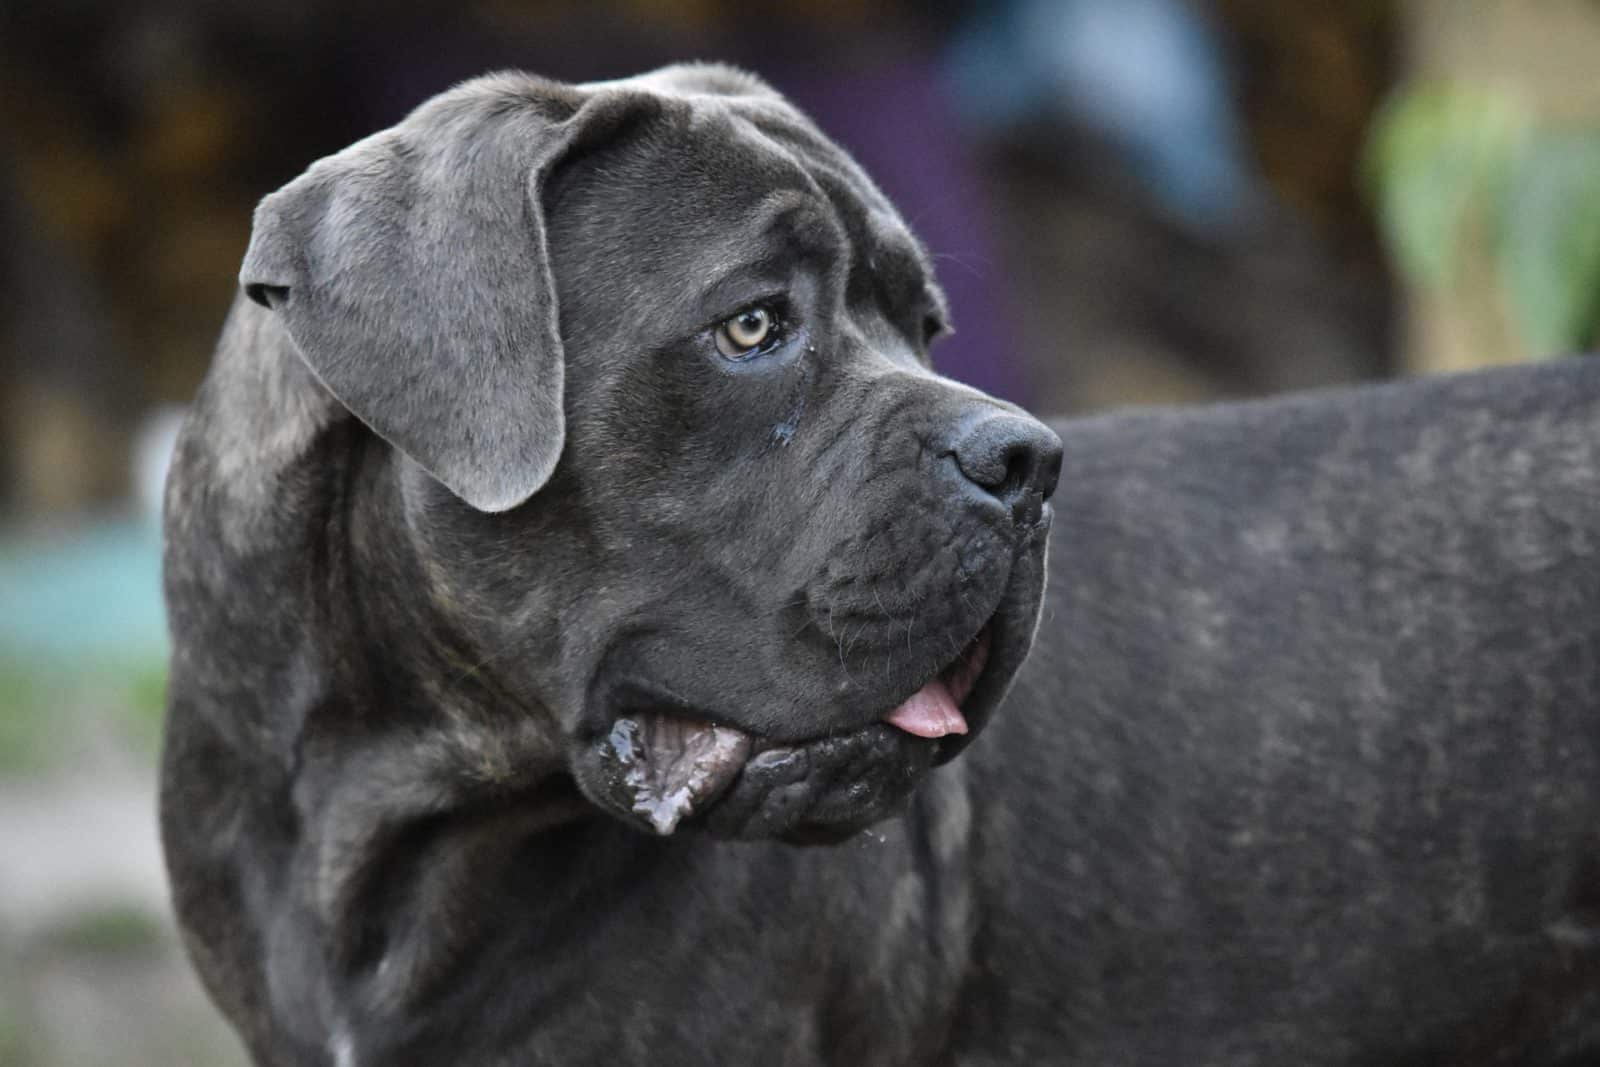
[604,715,752,835]
[606,711,931,837]
[594,619,1000,835]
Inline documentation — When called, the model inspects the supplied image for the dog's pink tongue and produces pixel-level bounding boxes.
[884,678,969,739]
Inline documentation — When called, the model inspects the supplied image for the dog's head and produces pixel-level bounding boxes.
[241,64,1060,843]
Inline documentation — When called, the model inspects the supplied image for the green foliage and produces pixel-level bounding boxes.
[1365,82,1600,358]
[0,989,27,1067]
[1498,134,1600,357]
[0,656,168,776]
[37,904,166,957]
[122,661,169,755]
[1366,85,1529,286]
[0,662,58,775]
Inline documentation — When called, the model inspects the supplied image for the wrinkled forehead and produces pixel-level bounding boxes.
[555,81,947,322]
[730,98,947,316]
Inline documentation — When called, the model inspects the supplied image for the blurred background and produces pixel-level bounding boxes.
[2,1,1598,1063]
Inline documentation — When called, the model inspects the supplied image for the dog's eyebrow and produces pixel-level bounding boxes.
[869,239,944,313]
[691,190,842,312]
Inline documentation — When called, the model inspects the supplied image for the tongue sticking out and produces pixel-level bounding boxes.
[882,624,990,739]
[883,678,969,739]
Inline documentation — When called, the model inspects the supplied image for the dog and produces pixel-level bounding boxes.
[161,62,1600,1065]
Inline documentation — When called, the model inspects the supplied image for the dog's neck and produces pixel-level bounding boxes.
[176,298,597,1013]
[167,296,353,758]
[187,297,569,774]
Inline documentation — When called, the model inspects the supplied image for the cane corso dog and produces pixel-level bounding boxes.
[162,63,1600,1065]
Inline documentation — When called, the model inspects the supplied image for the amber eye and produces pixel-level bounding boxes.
[715,306,777,358]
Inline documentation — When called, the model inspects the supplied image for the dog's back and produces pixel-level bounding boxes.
[961,356,1600,1064]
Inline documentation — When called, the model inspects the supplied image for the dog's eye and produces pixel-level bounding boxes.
[715,306,780,359]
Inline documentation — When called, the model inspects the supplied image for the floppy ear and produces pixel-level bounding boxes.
[240,76,637,512]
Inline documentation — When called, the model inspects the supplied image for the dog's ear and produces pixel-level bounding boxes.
[240,77,647,512]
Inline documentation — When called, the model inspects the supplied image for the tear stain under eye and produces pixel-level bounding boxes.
[770,406,802,446]
[769,362,809,447]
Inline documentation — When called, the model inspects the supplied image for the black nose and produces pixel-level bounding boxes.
[948,412,1063,519]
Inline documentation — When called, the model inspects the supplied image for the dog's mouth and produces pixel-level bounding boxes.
[591,624,993,839]
[882,623,989,739]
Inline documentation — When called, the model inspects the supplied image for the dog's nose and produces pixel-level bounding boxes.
[948,412,1063,521]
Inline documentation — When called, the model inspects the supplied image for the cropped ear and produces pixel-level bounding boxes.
[240,75,646,512]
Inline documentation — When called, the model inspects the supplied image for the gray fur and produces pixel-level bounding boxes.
[243,74,627,511]
[163,62,1600,1067]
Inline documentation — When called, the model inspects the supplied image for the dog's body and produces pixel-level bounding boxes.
[993,361,1600,1065]
[163,64,1600,1066]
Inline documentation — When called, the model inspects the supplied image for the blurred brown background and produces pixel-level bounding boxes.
[1,1,1596,1063]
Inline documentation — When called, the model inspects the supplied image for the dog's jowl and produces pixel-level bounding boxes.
[163,63,1600,1066]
